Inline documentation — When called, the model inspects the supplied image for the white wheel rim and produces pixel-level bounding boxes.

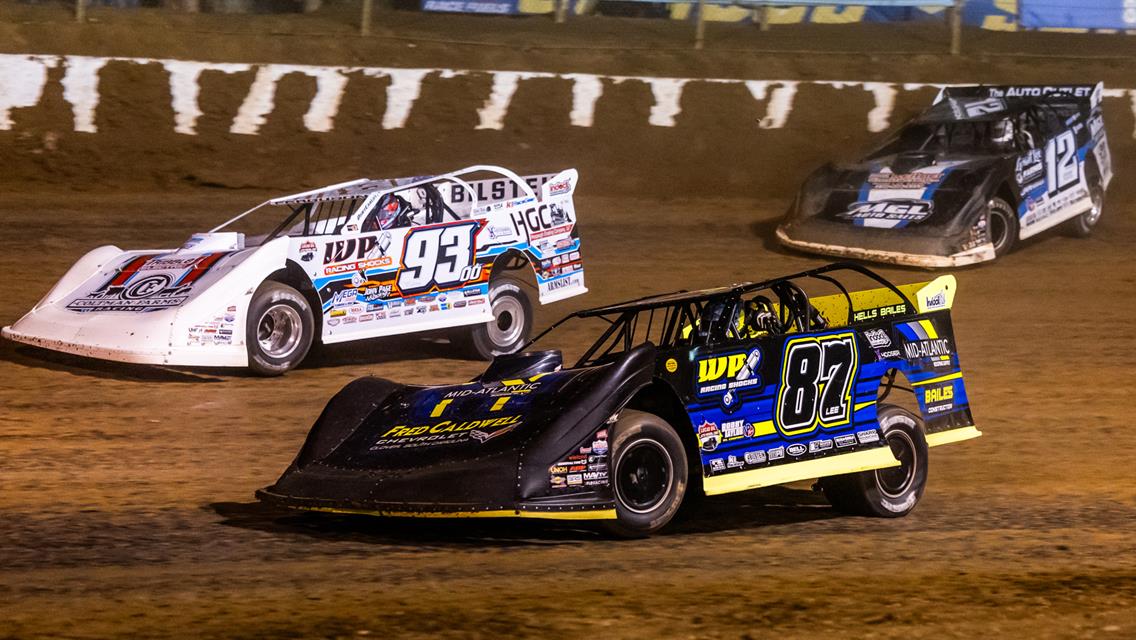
[486,294,524,349]
[257,304,303,359]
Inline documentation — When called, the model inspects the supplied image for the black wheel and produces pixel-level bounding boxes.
[452,278,532,360]
[987,196,1019,258]
[603,410,688,538]
[1067,164,1104,238]
[246,281,314,376]
[819,404,928,518]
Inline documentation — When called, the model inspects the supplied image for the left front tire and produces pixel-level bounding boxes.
[246,281,314,376]
[604,410,689,538]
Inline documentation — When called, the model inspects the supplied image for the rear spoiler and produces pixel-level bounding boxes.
[933,83,1103,109]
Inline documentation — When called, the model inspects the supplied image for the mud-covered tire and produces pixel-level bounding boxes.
[603,410,688,538]
[246,281,314,376]
[987,196,1019,258]
[819,404,928,518]
[1066,164,1104,238]
[451,278,532,360]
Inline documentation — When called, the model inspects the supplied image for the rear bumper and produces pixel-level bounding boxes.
[776,226,995,268]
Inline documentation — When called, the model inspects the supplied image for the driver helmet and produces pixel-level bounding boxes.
[992,118,1015,147]
[376,194,405,230]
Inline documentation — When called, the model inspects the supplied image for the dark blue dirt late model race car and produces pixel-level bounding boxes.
[258,263,981,536]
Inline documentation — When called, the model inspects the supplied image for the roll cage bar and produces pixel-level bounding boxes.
[526,263,915,368]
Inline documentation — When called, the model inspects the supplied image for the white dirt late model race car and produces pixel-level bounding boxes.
[2,166,587,375]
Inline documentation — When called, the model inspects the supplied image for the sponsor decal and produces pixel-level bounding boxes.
[547,178,571,195]
[856,429,880,444]
[744,450,766,465]
[299,240,317,262]
[1015,148,1044,185]
[835,434,857,448]
[852,303,908,323]
[841,199,933,223]
[510,203,574,242]
[727,455,744,469]
[923,291,947,311]
[808,439,833,453]
[323,233,391,266]
[697,421,721,452]
[864,328,891,349]
[924,383,956,415]
[767,446,785,461]
[694,348,762,412]
[567,473,583,486]
[66,252,226,313]
[545,275,579,292]
[867,172,942,190]
[327,318,341,326]
[372,415,521,449]
[903,338,952,359]
[786,443,807,457]
[709,458,726,472]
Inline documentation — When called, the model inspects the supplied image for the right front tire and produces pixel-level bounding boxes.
[246,281,314,376]
[451,277,533,360]
[604,410,688,538]
[1067,166,1105,238]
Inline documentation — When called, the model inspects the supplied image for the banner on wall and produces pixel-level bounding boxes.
[421,0,517,14]
[1020,0,1136,29]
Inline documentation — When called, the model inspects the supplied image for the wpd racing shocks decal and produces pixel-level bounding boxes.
[694,348,762,414]
[775,332,858,437]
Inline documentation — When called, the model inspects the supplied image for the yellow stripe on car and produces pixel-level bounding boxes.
[703,446,899,496]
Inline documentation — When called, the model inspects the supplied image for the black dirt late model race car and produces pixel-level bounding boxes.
[258,263,981,536]
[777,84,1112,267]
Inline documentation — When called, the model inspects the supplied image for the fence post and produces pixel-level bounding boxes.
[759,4,770,32]
[75,0,86,23]
[360,0,373,36]
[694,0,706,49]
[555,0,567,24]
[950,0,964,55]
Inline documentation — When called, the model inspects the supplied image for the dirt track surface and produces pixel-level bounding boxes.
[3,189,1136,639]
[2,7,1136,639]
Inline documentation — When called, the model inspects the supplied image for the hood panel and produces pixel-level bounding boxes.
[63,250,235,314]
[321,367,606,472]
[816,155,1000,230]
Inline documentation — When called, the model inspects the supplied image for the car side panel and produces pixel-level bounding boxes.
[656,311,975,496]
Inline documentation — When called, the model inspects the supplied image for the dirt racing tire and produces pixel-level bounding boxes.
[987,196,1019,258]
[451,278,532,360]
[1066,164,1104,238]
[246,281,314,376]
[604,410,689,538]
[819,404,928,518]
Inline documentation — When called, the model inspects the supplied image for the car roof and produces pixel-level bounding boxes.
[577,262,909,318]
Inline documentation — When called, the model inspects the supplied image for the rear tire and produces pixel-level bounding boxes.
[246,281,314,376]
[819,404,928,518]
[451,278,532,360]
[987,196,1019,258]
[604,410,688,538]
[1067,166,1104,238]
